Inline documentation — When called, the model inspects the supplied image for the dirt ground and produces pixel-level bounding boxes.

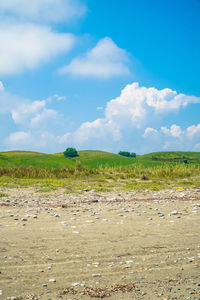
[0,187,200,299]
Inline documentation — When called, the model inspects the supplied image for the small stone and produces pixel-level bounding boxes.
[72,282,80,286]
[171,211,180,215]
[92,274,101,277]
[21,218,28,221]
[49,278,56,282]
[42,283,47,287]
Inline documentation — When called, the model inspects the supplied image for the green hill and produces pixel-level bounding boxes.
[139,151,200,164]
[0,150,199,170]
[0,151,75,169]
[55,150,138,168]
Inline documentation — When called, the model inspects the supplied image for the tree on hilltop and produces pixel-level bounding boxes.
[118,151,136,158]
[64,147,79,158]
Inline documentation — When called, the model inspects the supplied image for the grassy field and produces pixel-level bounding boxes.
[1,150,200,169]
[0,150,199,192]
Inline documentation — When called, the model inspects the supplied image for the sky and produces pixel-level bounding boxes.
[0,0,200,154]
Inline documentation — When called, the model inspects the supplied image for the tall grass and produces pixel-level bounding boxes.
[101,163,200,180]
[0,162,199,180]
[0,162,199,191]
[0,165,97,179]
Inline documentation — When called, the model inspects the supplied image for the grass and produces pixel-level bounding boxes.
[0,150,199,192]
[0,192,8,197]
[0,151,75,168]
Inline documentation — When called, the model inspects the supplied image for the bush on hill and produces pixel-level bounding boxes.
[64,148,79,158]
[118,151,136,158]
[130,152,136,157]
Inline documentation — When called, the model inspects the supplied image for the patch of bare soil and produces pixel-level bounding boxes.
[0,187,200,299]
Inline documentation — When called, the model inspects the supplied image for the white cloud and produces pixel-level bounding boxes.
[53,94,66,101]
[0,81,4,91]
[11,98,60,129]
[59,37,131,78]
[11,100,46,125]
[161,124,183,138]
[186,124,200,140]
[58,82,200,150]
[0,22,75,76]
[5,131,32,148]
[2,82,200,153]
[143,128,158,138]
[0,0,86,23]
[143,124,200,151]
[30,108,58,128]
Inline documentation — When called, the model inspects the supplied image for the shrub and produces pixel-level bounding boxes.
[64,148,79,158]
[130,152,136,157]
[118,151,130,157]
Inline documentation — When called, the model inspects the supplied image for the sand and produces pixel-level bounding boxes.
[0,187,200,299]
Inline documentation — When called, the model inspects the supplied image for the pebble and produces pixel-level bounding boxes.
[170,211,180,215]
[92,274,101,277]
[49,278,56,282]
[21,218,28,221]
[72,282,85,287]
[42,283,47,287]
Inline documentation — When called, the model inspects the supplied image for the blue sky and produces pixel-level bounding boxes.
[0,0,200,154]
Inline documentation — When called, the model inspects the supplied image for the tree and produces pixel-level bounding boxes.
[118,151,130,157]
[64,147,79,158]
[118,151,136,158]
[130,152,136,158]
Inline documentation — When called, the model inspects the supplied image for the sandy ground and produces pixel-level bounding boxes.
[0,187,200,299]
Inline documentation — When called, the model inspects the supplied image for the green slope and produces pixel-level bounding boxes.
[0,151,75,168]
[54,150,138,168]
[0,150,199,170]
[139,151,200,164]
[77,150,138,168]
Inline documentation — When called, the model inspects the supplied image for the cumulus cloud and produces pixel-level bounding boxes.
[161,124,183,138]
[59,37,131,78]
[58,82,200,150]
[0,22,75,76]
[5,130,60,151]
[5,131,32,149]
[0,0,86,23]
[186,124,200,140]
[143,128,158,138]
[11,97,61,129]
[143,124,200,151]
[30,108,58,128]
[2,82,200,153]
[0,81,4,91]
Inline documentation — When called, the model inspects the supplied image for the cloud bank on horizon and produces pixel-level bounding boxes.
[0,0,199,154]
[1,81,200,153]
